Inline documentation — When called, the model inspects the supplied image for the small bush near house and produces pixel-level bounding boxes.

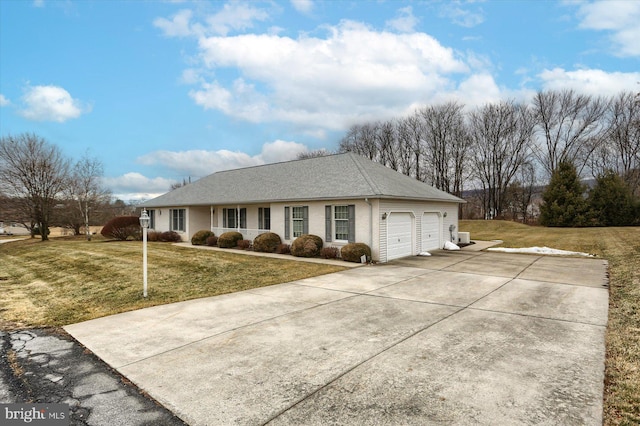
[237,239,252,250]
[101,216,141,241]
[275,243,290,254]
[191,230,215,245]
[218,231,244,248]
[147,231,162,242]
[159,231,182,242]
[320,246,340,259]
[253,232,282,253]
[206,235,218,246]
[341,243,371,263]
[291,234,323,258]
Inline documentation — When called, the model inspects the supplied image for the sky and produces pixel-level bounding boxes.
[1,0,639,202]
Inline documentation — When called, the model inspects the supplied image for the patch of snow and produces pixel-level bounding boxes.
[443,241,460,251]
[487,246,594,257]
[418,252,431,256]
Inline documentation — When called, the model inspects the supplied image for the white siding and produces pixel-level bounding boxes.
[378,200,459,263]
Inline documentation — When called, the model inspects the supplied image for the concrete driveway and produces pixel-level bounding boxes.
[64,250,609,425]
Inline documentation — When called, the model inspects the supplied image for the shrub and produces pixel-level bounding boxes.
[253,232,282,253]
[341,243,372,263]
[218,231,244,248]
[147,231,162,242]
[291,234,323,258]
[191,230,215,245]
[237,239,252,250]
[540,161,589,227]
[160,231,182,242]
[320,246,340,259]
[206,235,218,246]
[275,243,290,254]
[101,216,141,241]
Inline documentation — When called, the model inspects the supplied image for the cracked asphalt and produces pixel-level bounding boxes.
[0,329,186,426]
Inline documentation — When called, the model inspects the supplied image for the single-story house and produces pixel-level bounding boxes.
[140,152,465,263]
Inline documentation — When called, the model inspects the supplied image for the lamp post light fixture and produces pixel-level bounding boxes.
[139,209,150,298]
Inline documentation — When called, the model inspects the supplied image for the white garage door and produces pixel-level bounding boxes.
[387,212,413,260]
[422,213,440,251]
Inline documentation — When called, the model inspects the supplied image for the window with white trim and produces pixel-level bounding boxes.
[223,208,246,228]
[334,205,349,240]
[292,206,305,237]
[170,209,185,232]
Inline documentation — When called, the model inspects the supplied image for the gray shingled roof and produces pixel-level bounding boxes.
[140,152,464,207]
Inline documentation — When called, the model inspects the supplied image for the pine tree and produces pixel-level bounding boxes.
[588,170,637,226]
[539,161,589,227]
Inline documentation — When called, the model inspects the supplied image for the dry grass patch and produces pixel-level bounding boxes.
[0,236,346,328]
[460,220,640,425]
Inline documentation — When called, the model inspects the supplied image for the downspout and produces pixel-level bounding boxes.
[210,206,214,232]
[237,205,240,233]
[365,198,372,248]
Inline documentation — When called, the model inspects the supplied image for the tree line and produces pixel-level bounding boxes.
[337,89,640,222]
[0,133,124,240]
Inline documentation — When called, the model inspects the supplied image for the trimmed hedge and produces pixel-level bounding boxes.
[275,244,290,254]
[320,246,340,259]
[101,216,141,241]
[253,232,282,253]
[159,231,182,242]
[237,239,252,250]
[291,234,323,258]
[206,235,218,246]
[191,230,215,245]
[340,243,371,263]
[218,231,244,248]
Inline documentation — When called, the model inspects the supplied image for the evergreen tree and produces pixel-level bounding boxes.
[588,170,637,226]
[539,161,589,227]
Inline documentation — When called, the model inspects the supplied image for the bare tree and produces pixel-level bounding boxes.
[297,149,335,160]
[532,89,609,176]
[419,101,471,198]
[606,91,640,193]
[0,133,71,240]
[397,113,425,179]
[65,154,111,240]
[468,101,535,218]
[338,123,380,161]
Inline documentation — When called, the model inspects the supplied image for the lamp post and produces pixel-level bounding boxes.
[139,209,150,298]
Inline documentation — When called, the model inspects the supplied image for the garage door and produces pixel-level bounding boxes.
[387,212,413,260]
[422,213,440,251]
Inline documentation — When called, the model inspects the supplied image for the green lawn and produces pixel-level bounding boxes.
[460,220,640,426]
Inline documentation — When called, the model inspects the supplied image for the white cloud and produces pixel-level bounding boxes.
[538,67,640,97]
[439,2,485,28]
[19,85,89,122]
[154,3,269,38]
[575,0,640,56]
[291,0,313,14]
[188,20,469,129]
[0,94,10,107]
[33,0,44,7]
[137,140,309,178]
[102,173,176,201]
[385,6,418,33]
[154,9,195,38]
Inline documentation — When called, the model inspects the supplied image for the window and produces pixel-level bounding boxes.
[292,207,305,237]
[325,204,355,242]
[259,207,271,230]
[223,208,246,228]
[170,209,185,232]
[334,206,349,240]
[148,210,155,230]
[284,206,308,240]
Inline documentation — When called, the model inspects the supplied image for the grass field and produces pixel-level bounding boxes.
[460,220,640,426]
[0,236,346,328]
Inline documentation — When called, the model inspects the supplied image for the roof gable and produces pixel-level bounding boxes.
[141,153,463,207]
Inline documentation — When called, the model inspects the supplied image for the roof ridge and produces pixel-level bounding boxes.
[348,153,381,195]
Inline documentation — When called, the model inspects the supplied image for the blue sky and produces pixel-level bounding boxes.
[1,0,639,201]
